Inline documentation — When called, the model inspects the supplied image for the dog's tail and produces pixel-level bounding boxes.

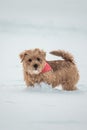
[50,50,74,63]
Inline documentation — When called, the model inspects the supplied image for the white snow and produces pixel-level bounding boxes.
[0,0,87,130]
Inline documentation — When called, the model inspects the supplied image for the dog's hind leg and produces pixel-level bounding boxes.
[62,83,77,91]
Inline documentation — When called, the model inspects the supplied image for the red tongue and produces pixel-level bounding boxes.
[41,63,52,73]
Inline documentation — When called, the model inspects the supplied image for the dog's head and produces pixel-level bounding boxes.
[19,48,46,75]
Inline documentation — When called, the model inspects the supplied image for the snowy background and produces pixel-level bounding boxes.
[0,0,87,130]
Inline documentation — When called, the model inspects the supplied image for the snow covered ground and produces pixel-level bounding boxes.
[0,0,87,130]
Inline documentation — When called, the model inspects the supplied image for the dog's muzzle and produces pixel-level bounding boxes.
[33,64,38,70]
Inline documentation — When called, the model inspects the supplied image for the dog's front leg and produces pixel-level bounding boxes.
[24,71,34,87]
[25,80,34,87]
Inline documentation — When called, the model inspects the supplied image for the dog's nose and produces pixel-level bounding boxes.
[33,64,38,69]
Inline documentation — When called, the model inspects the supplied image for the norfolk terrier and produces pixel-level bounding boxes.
[19,48,79,90]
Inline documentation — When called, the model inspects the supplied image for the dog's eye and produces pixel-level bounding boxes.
[37,58,40,61]
[28,59,32,62]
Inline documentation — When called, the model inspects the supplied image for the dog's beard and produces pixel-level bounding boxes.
[32,70,40,74]
[26,62,45,75]
[28,68,41,75]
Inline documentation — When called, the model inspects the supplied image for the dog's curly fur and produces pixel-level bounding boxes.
[19,48,79,90]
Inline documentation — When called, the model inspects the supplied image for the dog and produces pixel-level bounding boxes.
[19,48,79,90]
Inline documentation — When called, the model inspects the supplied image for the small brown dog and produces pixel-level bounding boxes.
[19,48,79,90]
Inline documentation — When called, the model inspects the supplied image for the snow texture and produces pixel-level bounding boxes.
[0,0,87,130]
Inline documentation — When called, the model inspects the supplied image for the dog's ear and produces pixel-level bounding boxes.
[34,48,46,58]
[41,50,46,58]
[19,51,27,62]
